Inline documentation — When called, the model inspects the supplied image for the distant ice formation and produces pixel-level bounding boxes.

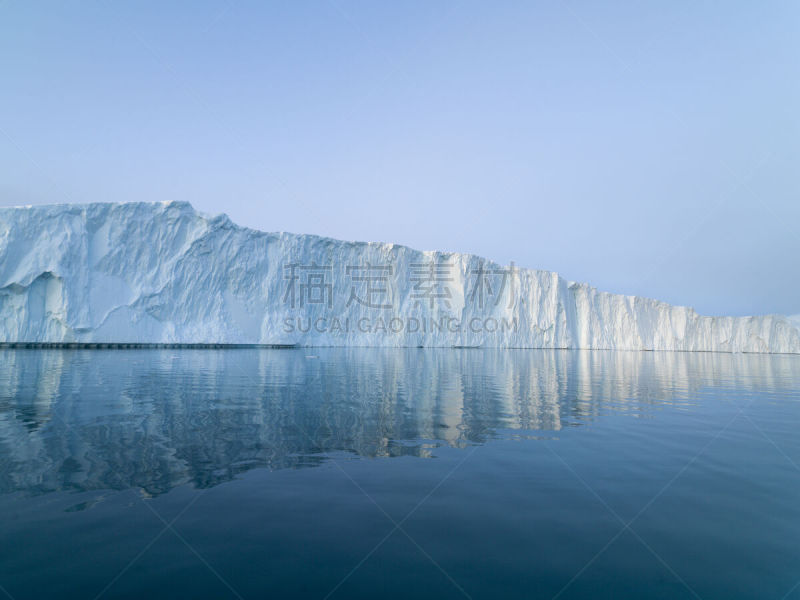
[0,201,797,352]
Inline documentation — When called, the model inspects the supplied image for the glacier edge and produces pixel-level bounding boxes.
[0,201,798,353]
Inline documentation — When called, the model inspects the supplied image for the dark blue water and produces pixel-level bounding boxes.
[1,348,799,599]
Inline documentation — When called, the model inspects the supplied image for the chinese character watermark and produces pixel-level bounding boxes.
[468,261,517,309]
[410,260,454,309]
[283,263,333,308]
[346,263,393,309]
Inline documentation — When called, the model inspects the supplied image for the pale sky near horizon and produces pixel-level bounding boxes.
[1,1,798,317]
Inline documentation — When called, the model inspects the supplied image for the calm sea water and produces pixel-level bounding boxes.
[1,348,799,599]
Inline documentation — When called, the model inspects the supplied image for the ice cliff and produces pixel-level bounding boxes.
[0,201,798,352]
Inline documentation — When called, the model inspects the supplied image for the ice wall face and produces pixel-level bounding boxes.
[0,201,798,352]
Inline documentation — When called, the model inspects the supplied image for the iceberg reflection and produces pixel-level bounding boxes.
[0,348,798,497]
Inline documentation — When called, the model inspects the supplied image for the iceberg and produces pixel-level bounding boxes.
[0,201,797,353]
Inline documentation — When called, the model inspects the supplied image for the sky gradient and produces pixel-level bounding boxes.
[1,1,798,316]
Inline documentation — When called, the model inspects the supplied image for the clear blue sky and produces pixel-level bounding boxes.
[1,1,798,316]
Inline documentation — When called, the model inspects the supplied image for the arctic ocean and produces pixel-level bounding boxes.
[2,347,800,599]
